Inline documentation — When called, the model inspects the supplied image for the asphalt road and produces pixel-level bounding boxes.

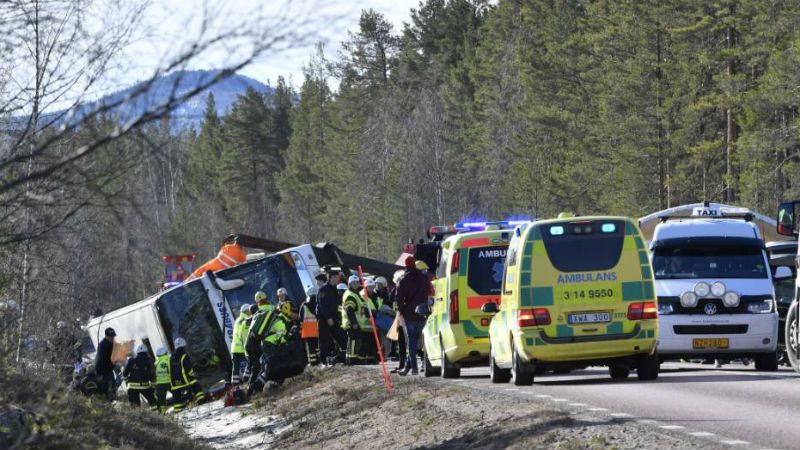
[390,361,800,450]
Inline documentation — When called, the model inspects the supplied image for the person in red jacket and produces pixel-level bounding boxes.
[395,256,432,376]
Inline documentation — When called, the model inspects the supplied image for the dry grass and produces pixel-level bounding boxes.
[0,364,211,450]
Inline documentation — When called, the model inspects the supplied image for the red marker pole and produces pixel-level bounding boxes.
[357,265,393,394]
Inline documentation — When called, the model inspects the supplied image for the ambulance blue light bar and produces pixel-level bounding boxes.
[454,220,532,231]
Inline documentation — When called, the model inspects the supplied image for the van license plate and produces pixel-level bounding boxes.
[568,312,611,324]
[693,338,729,349]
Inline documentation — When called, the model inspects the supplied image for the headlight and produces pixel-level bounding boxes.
[722,292,740,307]
[694,282,711,297]
[747,299,773,314]
[658,303,674,315]
[680,291,699,308]
[711,282,726,297]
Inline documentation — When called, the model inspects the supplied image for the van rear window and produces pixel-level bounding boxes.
[541,220,625,272]
[467,246,507,295]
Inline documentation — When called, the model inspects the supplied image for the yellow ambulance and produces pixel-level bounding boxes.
[485,216,658,385]
[421,222,519,378]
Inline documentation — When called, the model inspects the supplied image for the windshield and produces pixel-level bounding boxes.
[467,246,507,295]
[652,246,768,280]
[541,220,625,272]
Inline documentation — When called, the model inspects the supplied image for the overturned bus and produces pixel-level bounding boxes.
[84,237,400,382]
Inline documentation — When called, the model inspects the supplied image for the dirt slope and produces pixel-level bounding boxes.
[182,366,720,450]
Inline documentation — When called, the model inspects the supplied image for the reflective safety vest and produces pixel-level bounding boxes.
[231,313,248,354]
[261,310,290,346]
[300,304,319,339]
[169,351,197,389]
[341,290,374,331]
[155,355,171,385]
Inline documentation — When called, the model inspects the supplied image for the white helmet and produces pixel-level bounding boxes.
[174,337,187,349]
[240,304,251,315]
[277,287,288,296]
[156,347,168,357]
[365,278,376,288]
[136,344,148,354]
[56,321,66,329]
[336,283,347,291]
[306,286,317,297]
[376,277,388,287]
[348,275,360,285]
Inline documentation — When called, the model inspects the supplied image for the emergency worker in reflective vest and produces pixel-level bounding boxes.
[123,344,157,408]
[341,275,377,365]
[231,304,252,384]
[299,287,319,365]
[153,347,171,413]
[250,301,293,394]
[169,337,205,412]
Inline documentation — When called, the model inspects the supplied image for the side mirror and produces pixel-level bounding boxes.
[775,266,793,280]
[777,202,798,236]
[481,302,499,314]
[415,304,431,316]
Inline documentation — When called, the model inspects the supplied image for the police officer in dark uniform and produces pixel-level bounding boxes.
[316,268,346,365]
[94,327,117,401]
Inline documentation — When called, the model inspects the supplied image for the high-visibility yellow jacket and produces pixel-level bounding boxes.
[341,289,375,331]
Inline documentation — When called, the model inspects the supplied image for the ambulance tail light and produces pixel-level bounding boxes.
[449,290,460,324]
[518,308,551,327]
[628,302,658,320]
[450,251,460,275]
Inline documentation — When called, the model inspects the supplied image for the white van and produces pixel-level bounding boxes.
[649,211,779,370]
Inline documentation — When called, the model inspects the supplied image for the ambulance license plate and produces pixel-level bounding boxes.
[693,338,729,349]
[568,312,611,324]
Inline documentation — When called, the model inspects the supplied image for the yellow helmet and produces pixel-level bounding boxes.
[279,302,292,316]
[254,291,268,304]
[415,260,429,271]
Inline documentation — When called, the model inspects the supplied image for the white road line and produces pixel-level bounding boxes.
[551,398,569,402]
[659,425,685,430]
[689,432,716,437]
[534,394,551,398]
[588,407,609,412]
[504,388,518,391]
[720,440,749,446]
[637,419,658,425]
[610,413,633,418]
[568,403,587,407]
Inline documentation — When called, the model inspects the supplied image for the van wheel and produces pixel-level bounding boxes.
[609,366,630,379]
[637,352,660,381]
[511,342,533,386]
[490,345,511,384]
[440,339,461,379]
[754,352,779,372]
[785,303,800,373]
[423,348,440,377]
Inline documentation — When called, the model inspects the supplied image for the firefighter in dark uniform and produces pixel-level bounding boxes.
[317,268,346,365]
[123,344,157,409]
[168,337,205,412]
